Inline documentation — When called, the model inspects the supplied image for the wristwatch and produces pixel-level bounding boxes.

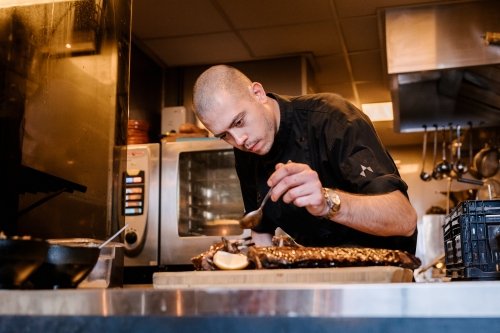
[322,187,341,219]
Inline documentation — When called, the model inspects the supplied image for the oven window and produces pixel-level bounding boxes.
[178,149,245,237]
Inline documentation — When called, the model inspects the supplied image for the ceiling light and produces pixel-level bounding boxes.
[361,102,394,122]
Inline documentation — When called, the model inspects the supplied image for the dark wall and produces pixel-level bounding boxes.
[164,56,315,125]
[129,42,163,142]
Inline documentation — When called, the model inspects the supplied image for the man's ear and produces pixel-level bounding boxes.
[251,82,267,102]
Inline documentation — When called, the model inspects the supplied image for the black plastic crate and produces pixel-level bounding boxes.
[443,200,500,280]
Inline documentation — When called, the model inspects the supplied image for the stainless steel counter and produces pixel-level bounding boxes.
[0,281,499,316]
[0,282,499,332]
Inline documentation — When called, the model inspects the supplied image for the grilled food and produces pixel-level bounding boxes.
[247,246,421,270]
[191,237,421,271]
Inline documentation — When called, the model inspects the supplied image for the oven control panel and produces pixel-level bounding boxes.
[124,170,145,217]
[123,144,159,260]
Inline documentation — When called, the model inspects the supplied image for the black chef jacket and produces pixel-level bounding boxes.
[234,92,417,253]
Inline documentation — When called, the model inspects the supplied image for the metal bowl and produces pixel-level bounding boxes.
[25,241,100,289]
[0,238,49,289]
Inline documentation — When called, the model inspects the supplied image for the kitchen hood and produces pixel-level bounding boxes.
[385,1,500,133]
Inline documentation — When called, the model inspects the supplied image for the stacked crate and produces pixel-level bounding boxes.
[443,200,500,280]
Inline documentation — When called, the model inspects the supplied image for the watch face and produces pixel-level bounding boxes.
[323,188,340,218]
[329,190,340,213]
[332,193,341,206]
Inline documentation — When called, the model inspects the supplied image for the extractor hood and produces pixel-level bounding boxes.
[385,0,500,133]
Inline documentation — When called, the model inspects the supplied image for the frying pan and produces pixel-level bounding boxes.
[0,238,49,289]
[24,242,100,289]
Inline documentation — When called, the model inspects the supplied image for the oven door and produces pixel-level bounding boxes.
[160,139,250,265]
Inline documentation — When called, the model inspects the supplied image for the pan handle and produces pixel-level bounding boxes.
[457,177,484,186]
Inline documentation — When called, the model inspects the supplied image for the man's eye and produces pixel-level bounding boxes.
[235,118,244,127]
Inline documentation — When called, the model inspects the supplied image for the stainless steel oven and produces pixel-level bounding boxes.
[159,139,249,265]
[123,139,249,268]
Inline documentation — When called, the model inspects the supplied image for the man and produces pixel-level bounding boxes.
[193,64,417,253]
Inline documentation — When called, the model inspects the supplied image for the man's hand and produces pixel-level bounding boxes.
[267,161,327,217]
[266,161,417,237]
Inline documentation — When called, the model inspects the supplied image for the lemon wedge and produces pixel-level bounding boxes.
[213,250,249,270]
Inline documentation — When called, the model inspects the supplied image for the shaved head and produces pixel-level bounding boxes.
[193,65,254,120]
[192,64,279,155]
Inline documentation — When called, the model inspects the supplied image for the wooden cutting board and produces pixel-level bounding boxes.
[153,266,413,289]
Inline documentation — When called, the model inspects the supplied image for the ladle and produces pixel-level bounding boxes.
[431,125,439,179]
[433,127,452,179]
[453,125,468,175]
[419,125,432,181]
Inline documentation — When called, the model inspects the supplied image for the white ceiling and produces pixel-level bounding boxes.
[130,0,471,145]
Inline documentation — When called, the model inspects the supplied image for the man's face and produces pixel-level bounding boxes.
[199,87,276,155]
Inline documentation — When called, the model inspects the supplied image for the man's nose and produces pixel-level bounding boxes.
[229,129,247,146]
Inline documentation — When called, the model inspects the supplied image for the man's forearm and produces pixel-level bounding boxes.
[325,190,417,237]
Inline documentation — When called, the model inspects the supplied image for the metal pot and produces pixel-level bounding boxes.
[0,238,49,289]
[470,144,499,179]
[24,241,100,289]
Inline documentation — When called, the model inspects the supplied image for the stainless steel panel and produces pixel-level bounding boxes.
[1,282,500,317]
[385,1,500,133]
[386,1,500,74]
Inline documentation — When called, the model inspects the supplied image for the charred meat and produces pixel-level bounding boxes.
[191,237,421,271]
[247,246,421,270]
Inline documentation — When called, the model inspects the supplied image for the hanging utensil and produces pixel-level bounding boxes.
[471,143,499,179]
[433,127,452,180]
[431,125,440,180]
[453,125,468,176]
[456,123,485,186]
[419,125,432,181]
[448,123,455,168]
